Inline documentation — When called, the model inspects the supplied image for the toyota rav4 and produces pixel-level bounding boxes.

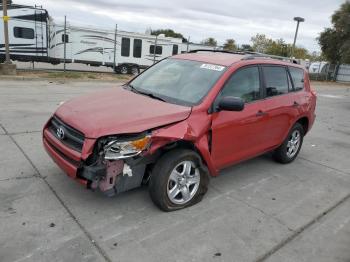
[43,50,316,211]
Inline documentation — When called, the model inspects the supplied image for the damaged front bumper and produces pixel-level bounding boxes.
[43,126,150,196]
[79,158,147,196]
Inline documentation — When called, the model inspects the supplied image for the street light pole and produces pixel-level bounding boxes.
[291,16,305,58]
[2,0,11,64]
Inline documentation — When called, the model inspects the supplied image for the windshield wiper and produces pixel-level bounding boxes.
[126,84,166,102]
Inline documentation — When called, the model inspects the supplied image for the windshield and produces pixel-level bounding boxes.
[128,58,226,106]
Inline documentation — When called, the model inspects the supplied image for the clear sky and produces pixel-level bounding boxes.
[15,0,346,52]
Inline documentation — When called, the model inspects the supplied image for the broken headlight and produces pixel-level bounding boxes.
[103,135,151,160]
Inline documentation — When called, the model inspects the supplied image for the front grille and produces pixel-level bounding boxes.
[48,116,85,152]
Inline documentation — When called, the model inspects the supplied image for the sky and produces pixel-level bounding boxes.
[14,0,346,52]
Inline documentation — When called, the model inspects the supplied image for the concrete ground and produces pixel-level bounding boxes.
[0,79,349,262]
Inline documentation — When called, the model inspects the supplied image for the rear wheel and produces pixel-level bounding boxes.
[149,149,209,211]
[131,66,140,76]
[273,122,304,163]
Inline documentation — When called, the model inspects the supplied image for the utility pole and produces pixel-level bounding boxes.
[187,36,190,52]
[153,34,158,64]
[2,0,11,64]
[113,24,118,72]
[63,15,67,72]
[291,17,305,58]
[0,0,16,74]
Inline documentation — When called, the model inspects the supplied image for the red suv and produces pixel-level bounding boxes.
[43,51,316,211]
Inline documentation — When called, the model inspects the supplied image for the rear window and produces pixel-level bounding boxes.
[263,66,289,97]
[289,67,304,91]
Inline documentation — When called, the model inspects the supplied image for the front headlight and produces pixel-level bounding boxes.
[104,135,151,160]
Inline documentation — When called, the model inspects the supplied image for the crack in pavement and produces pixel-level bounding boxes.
[0,174,39,182]
[209,184,296,232]
[299,156,350,176]
[255,192,350,262]
[0,123,112,262]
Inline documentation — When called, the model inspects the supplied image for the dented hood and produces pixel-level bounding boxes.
[55,87,191,138]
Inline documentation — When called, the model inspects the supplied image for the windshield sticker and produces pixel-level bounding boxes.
[200,64,225,71]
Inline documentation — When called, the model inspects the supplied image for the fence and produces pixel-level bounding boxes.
[336,64,350,83]
[308,63,350,83]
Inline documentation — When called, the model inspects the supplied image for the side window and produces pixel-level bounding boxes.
[14,27,34,39]
[172,45,178,55]
[221,66,261,103]
[150,45,163,55]
[121,38,130,57]
[289,67,305,91]
[263,66,289,97]
[133,39,142,58]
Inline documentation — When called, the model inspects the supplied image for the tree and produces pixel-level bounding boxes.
[240,44,254,51]
[201,37,217,47]
[223,39,237,51]
[151,29,188,43]
[250,34,273,53]
[318,2,350,63]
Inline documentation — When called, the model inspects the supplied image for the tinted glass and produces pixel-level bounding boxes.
[263,66,289,97]
[289,67,304,91]
[121,38,130,57]
[129,59,226,106]
[150,45,162,55]
[14,27,34,39]
[172,45,178,55]
[221,66,261,102]
[133,39,142,58]
[62,34,69,43]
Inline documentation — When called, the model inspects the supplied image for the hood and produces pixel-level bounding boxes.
[55,87,191,138]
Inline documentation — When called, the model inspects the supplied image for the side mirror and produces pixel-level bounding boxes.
[218,96,244,111]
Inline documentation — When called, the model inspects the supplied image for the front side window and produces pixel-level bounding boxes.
[220,66,261,103]
[263,66,289,97]
[121,38,130,57]
[129,59,226,106]
[289,67,304,91]
[14,27,34,39]
[133,39,142,58]
[150,45,162,55]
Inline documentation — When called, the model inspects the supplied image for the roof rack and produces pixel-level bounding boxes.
[188,49,298,64]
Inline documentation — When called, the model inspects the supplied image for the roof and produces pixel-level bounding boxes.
[174,52,244,66]
[173,50,303,68]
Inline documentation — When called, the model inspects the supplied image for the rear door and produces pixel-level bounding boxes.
[261,65,295,147]
[211,65,270,169]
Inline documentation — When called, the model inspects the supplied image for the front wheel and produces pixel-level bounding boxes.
[149,149,209,211]
[273,122,304,163]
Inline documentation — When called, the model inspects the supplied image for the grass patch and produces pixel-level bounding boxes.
[46,72,84,79]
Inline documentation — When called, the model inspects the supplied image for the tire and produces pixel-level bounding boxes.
[149,149,209,211]
[118,65,129,75]
[273,122,304,164]
[131,66,140,76]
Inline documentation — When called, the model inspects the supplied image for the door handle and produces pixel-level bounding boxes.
[256,110,267,117]
[292,101,300,107]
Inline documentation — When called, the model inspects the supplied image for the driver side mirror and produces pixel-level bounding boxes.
[218,96,245,111]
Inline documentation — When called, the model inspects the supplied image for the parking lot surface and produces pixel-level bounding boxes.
[0,79,349,262]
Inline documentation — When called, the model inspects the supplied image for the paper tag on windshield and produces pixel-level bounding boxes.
[200,64,225,71]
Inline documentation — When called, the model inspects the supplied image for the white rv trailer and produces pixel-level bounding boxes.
[0,3,217,74]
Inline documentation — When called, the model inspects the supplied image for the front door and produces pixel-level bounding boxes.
[211,65,269,169]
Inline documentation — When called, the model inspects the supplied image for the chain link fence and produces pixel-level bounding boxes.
[308,62,350,83]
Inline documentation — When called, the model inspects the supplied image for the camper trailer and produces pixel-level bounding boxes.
[0,3,217,74]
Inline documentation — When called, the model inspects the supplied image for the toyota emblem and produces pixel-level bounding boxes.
[56,127,65,140]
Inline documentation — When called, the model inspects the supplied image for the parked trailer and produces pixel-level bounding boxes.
[0,3,217,74]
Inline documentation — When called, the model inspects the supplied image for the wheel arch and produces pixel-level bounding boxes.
[296,116,309,135]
